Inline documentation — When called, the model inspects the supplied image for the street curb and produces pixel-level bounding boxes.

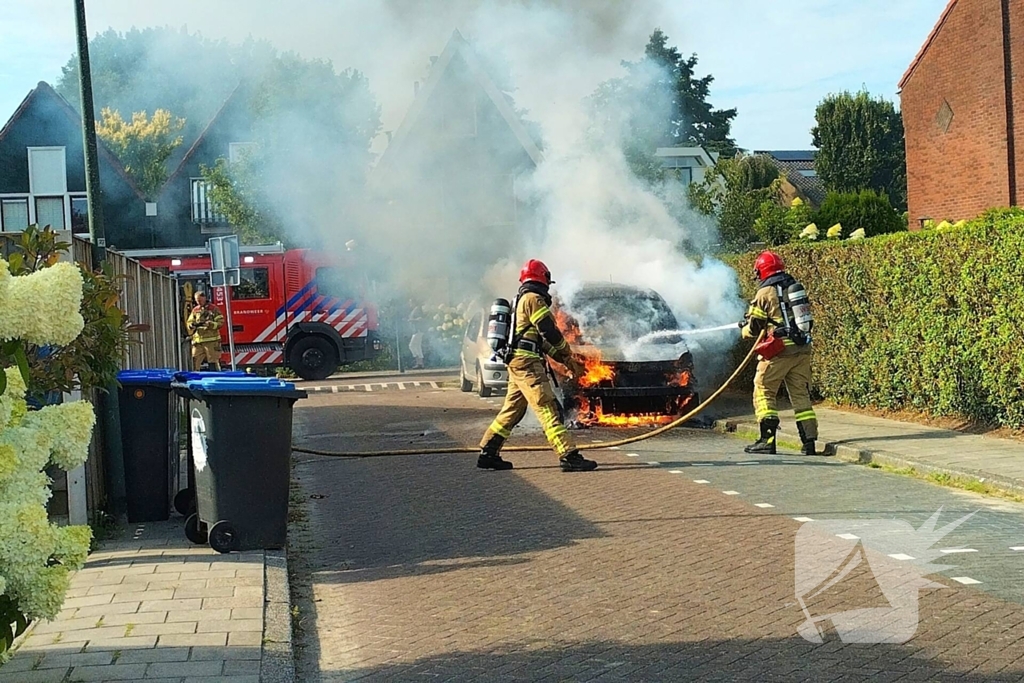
[261,549,295,683]
[713,419,1024,498]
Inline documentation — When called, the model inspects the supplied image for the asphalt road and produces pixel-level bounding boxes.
[288,383,1024,682]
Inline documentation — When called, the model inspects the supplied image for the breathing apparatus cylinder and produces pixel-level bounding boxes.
[784,283,813,334]
[486,298,513,355]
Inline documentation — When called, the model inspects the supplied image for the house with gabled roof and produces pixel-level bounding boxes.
[152,82,256,247]
[755,150,827,207]
[899,0,1023,225]
[367,30,545,282]
[0,81,149,247]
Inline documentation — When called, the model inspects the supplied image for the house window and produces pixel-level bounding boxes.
[228,142,257,164]
[675,167,694,185]
[71,197,89,234]
[190,178,227,226]
[315,267,356,301]
[28,147,67,195]
[231,267,270,300]
[35,197,66,230]
[1,198,29,232]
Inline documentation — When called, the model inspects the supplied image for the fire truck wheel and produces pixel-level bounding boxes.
[476,365,492,398]
[184,513,207,545]
[289,336,339,381]
[460,368,473,392]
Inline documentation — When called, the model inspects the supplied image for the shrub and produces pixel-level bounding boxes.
[814,189,905,237]
[728,208,1024,428]
[753,200,791,246]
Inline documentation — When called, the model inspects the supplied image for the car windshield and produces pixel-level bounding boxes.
[569,289,678,342]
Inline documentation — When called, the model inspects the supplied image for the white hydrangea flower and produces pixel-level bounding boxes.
[0,262,85,345]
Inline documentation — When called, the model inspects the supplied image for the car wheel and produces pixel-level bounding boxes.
[477,365,492,398]
[289,336,338,381]
[460,366,473,392]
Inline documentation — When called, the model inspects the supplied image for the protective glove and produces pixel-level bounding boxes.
[566,357,586,380]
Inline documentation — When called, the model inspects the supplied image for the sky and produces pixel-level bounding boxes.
[0,0,947,152]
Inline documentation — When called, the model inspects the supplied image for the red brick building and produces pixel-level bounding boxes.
[899,0,1023,226]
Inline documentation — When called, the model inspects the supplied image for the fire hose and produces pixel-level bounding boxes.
[290,331,764,459]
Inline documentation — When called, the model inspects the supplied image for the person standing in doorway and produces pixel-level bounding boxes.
[186,291,225,371]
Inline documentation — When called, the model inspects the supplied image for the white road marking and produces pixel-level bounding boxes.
[626,453,639,458]
[364,384,372,392]
[610,446,621,450]
[738,461,759,465]
[722,490,740,496]
[380,383,389,389]
[413,382,421,387]
[793,517,814,522]
[754,503,774,508]
[1010,546,1024,551]
[836,533,860,540]
[693,480,710,484]
[693,463,714,466]
[668,470,683,474]
[647,461,661,466]
[313,386,323,392]
[429,382,439,389]
[397,383,406,390]
[347,385,355,391]
[952,576,981,585]
[889,553,915,561]
[332,385,339,393]
[940,549,978,554]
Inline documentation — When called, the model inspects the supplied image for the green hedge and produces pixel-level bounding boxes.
[728,208,1024,427]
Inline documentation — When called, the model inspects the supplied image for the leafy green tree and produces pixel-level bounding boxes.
[95,108,185,199]
[57,27,276,144]
[590,28,738,182]
[753,200,791,246]
[203,58,381,246]
[812,90,907,211]
[689,154,781,249]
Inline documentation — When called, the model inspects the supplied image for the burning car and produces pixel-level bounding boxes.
[553,283,698,427]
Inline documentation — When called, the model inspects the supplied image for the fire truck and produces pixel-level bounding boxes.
[124,244,382,380]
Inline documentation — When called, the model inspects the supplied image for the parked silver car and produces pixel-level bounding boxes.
[459,307,508,397]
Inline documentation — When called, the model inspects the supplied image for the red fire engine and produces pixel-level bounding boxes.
[124,244,382,380]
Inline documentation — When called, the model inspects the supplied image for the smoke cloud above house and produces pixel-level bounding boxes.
[75,0,746,363]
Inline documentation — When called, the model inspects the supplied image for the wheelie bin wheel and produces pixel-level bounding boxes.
[173,488,195,516]
[184,513,208,545]
[209,521,238,554]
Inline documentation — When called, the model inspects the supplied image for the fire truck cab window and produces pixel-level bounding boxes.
[232,268,270,300]
[315,268,356,301]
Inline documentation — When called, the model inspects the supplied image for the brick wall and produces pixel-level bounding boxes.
[901,0,1014,224]
[1009,0,1024,204]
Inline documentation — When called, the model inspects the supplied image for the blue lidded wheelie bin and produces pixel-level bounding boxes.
[181,377,306,553]
[170,371,249,516]
[116,369,179,523]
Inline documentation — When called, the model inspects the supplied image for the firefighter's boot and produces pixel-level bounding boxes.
[559,450,598,472]
[477,436,513,471]
[797,423,817,456]
[744,417,779,455]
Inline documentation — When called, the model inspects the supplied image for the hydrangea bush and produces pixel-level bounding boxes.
[0,254,96,655]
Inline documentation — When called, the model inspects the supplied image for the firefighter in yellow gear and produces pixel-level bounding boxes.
[739,251,818,455]
[478,259,598,472]
[186,291,225,371]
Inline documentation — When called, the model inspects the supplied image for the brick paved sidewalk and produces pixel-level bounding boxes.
[719,401,1024,493]
[0,520,282,683]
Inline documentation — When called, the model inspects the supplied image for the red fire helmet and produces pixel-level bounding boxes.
[519,259,554,285]
[753,251,785,281]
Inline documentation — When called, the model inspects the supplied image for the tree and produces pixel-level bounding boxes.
[95,108,185,199]
[689,154,781,249]
[812,90,907,211]
[590,28,739,182]
[57,27,276,145]
[202,57,382,246]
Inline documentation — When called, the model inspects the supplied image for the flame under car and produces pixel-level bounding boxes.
[554,283,698,427]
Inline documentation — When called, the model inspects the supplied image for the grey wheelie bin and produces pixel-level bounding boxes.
[170,370,249,516]
[116,369,179,523]
[181,377,306,553]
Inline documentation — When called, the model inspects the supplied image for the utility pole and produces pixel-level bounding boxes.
[74,0,106,266]
[75,0,125,518]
